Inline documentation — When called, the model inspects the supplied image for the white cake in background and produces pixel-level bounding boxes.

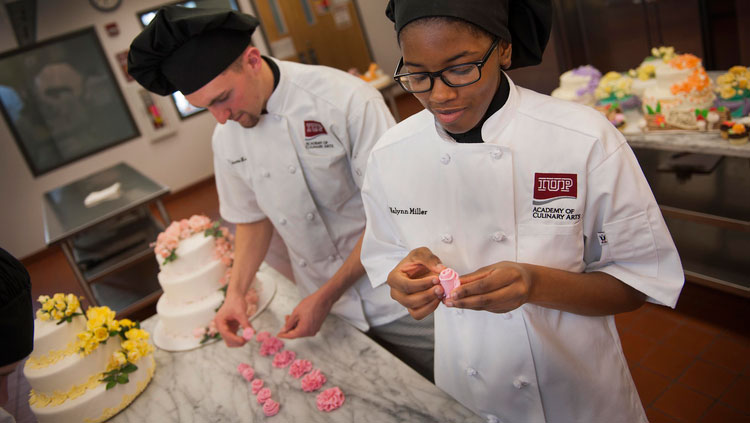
[153,215,235,350]
[551,65,601,106]
[642,53,715,114]
[24,295,155,423]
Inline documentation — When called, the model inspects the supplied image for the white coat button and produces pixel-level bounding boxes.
[491,231,506,242]
[502,312,513,320]
[486,415,500,423]
[261,169,270,178]
[513,377,530,389]
[279,217,287,225]
[298,259,307,267]
[466,367,478,377]
[440,153,451,165]
[441,234,453,244]
[306,212,315,221]
[287,165,296,174]
[355,168,362,176]
[490,149,503,159]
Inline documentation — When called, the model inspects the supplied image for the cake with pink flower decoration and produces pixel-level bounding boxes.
[151,215,257,351]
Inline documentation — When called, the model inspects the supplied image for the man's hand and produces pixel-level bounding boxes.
[446,261,533,313]
[214,293,252,347]
[277,289,334,339]
[387,247,445,320]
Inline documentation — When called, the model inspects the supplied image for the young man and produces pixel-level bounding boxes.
[360,1,684,421]
[128,6,433,378]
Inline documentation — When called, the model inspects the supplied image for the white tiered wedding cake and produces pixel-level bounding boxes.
[24,294,155,423]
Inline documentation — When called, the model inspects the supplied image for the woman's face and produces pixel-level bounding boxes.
[399,20,508,134]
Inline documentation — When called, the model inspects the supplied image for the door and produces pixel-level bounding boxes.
[251,0,372,73]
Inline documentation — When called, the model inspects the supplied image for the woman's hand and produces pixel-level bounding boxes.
[386,247,446,320]
[447,261,534,313]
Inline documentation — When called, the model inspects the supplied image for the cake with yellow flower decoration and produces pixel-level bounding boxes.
[714,66,750,118]
[642,53,715,114]
[629,46,677,98]
[595,71,640,111]
[23,294,155,423]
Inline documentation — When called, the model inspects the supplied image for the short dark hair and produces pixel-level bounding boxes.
[0,247,34,366]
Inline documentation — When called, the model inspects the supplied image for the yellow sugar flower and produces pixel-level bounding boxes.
[93,326,109,342]
[729,65,747,75]
[127,349,142,363]
[37,295,50,304]
[720,86,737,99]
[109,351,127,369]
[51,310,63,320]
[54,301,66,311]
[42,301,54,312]
[119,318,135,328]
[125,328,149,341]
[52,293,65,302]
[36,309,50,321]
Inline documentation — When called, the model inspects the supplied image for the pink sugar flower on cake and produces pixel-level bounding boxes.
[301,369,327,392]
[289,359,312,378]
[193,327,206,339]
[256,331,272,343]
[272,350,296,368]
[251,379,264,394]
[260,337,284,356]
[237,362,251,373]
[316,387,345,412]
[263,399,280,417]
[438,268,460,298]
[242,327,255,341]
[256,387,272,404]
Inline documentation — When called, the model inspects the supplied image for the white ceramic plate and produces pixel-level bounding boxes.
[153,276,277,352]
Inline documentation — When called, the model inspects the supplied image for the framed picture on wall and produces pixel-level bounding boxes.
[0,27,140,177]
[136,0,240,120]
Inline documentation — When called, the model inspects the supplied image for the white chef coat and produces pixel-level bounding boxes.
[361,75,684,423]
[213,58,407,331]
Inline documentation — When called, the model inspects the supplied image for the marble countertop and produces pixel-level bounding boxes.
[111,263,482,423]
[621,110,750,158]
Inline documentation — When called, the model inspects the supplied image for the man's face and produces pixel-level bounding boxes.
[399,21,509,134]
[185,51,266,128]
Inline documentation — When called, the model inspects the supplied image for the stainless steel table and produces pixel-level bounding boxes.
[42,162,171,312]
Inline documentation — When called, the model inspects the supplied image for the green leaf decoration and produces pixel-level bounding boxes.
[163,250,177,265]
[106,381,117,390]
[122,363,138,374]
[116,374,129,384]
[656,102,661,114]
[204,221,223,238]
[646,105,655,115]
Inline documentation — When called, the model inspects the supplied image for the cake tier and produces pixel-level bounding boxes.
[24,336,120,396]
[27,312,86,365]
[30,355,155,423]
[654,64,693,92]
[158,257,226,304]
[156,232,216,275]
[156,290,224,338]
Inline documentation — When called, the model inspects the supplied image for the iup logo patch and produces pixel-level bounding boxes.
[533,173,577,205]
[304,120,327,139]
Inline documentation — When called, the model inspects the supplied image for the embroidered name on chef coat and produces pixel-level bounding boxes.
[304,120,334,150]
[532,172,581,221]
[389,206,428,216]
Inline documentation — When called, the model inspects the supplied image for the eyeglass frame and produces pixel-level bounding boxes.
[393,38,500,93]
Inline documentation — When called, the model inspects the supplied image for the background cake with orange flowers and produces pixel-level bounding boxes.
[641,53,715,114]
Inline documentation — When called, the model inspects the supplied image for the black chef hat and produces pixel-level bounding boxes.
[128,6,259,96]
[385,0,552,69]
[0,247,33,367]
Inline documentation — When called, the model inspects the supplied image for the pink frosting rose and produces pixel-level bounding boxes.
[263,399,280,417]
[242,327,255,341]
[438,268,460,297]
[237,362,251,373]
[256,387,272,404]
[316,387,345,412]
[260,337,284,356]
[241,367,255,382]
[301,369,327,392]
[272,350,296,368]
[256,331,272,343]
[289,359,313,378]
[251,378,264,394]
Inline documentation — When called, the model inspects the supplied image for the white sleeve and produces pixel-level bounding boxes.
[346,89,396,189]
[212,131,267,224]
[583,141,684,308]
[360,152,410,289]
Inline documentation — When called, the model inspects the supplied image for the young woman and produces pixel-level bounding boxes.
[360,1,684,422]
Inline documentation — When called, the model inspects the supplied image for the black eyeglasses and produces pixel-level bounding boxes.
[393,38,499,93]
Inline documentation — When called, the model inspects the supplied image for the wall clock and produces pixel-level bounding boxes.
[89,0,122,12]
